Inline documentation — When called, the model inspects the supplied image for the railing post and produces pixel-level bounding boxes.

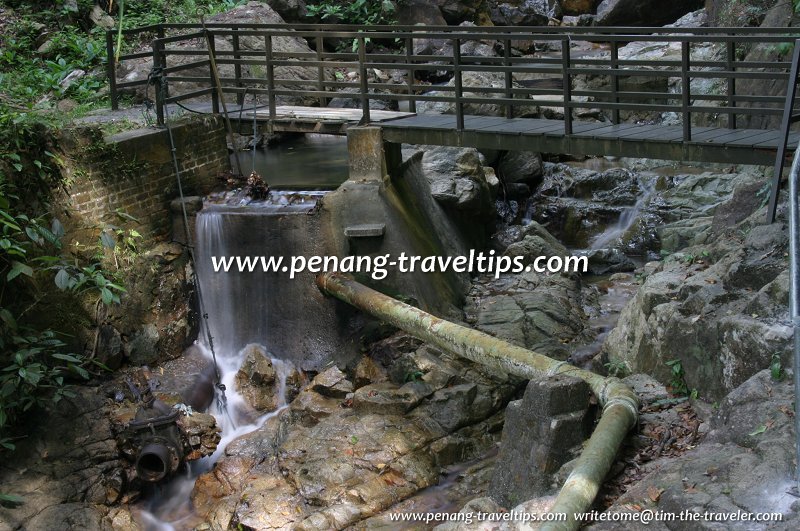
[265,34,276,121]
[358,34,371,124]
[727,40,737,129]
[316,33,327,107]
[681,40,692,141]
[152,39,166,125]
[610,40,620,124]
[454,37,464,131]
[106,30,118,110]
[561,37,572,135]
[504,38,513,119]
[232,27,244,107]
[406,36,416,113]
[208,33,220,115]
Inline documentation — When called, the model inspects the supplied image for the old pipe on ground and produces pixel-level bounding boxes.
[316,272,638,530]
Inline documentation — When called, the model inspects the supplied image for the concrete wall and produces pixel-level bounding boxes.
[58,115,229,240]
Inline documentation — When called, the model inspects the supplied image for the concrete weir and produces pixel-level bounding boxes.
[180,125,480,370]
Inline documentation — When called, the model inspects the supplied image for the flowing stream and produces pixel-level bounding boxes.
[590,177,656,251]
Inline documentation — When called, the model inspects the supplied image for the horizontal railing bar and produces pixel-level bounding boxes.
[164,87,214,103]
[162,59,210,74]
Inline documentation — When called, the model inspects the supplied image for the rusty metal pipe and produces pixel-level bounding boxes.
[316,272,638,530]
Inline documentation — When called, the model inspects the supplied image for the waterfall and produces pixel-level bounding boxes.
[590,178,655,250]
[137,205,305,530]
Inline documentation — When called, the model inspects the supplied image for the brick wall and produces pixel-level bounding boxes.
[59,115,228,240]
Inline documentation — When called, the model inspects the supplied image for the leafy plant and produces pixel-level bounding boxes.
[604,359,629,378]
[666,359,689,397]
[770,353,785,381]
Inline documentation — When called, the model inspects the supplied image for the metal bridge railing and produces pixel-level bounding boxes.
[107,24,800,138]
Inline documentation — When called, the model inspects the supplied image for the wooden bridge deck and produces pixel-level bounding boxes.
[378,114,800,166]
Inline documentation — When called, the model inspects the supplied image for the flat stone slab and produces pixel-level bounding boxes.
[344,223,386,238]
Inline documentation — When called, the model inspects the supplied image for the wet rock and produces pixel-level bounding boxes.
[311,365,353,398]
[235,345,278,410]
[192,346,517,528]
[497,150,544,185]
[594,0,703,27]
[584,247,636,275]
[435,0,486,24]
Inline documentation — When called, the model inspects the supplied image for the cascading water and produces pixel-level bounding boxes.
[590,177,656,251]
[136,194,320,530]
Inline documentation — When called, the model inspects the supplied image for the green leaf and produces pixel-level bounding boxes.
[0,308,16,329]
[101,287,113,305]
[70,365,89,380]
[54,269,71,290]
[51,218,65,238]
[51,353,82,364]
[7,261,33,281]
[99,231,116,249]
[0,493,24,507]
[749,425,767,436]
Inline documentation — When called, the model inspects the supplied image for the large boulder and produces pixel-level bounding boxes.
[603,198,791,400]
[404,145,495,220]
[434,0,487,24]
[488,0,552,26]
[594,0,704,26]
[116,2,328,105]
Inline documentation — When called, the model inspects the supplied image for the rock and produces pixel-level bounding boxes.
[584,247,636,275]
[434,0,486,24]
[117,2,327,105]
[595,370,799,530]
[126,323,160,365]
[465,267,589,360]
[503,221,569,263]
[265,0,307,22]
[235,345,278,410]
[90,5,115,29]
[352,381,434,415]
[497,150,543,185]
[95,325,124,370]
[353,355,389,388]
[416,70,538,116]
[594,0,704,27]
[488,0,551,26]
[0,388,129,530]
[397,0,448,26]
[622,373,669,405]
[603,206,791,400]
[559,0,596,16]
[405,145,495,218]
[311,366,353,398]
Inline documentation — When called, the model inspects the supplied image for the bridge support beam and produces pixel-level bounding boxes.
[346,126,401,183]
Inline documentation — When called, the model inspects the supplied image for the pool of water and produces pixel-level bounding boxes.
[237,134,349,190]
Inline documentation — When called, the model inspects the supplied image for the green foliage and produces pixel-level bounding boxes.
[604,359,629,378]
[307,0,397,26]
[770,353,785,382]
[666,359,689,397]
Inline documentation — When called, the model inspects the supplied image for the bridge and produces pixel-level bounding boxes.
[108,23,800,220]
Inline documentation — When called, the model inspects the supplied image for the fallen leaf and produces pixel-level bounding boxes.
[749,425,767,436]
[647,486,663,502]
